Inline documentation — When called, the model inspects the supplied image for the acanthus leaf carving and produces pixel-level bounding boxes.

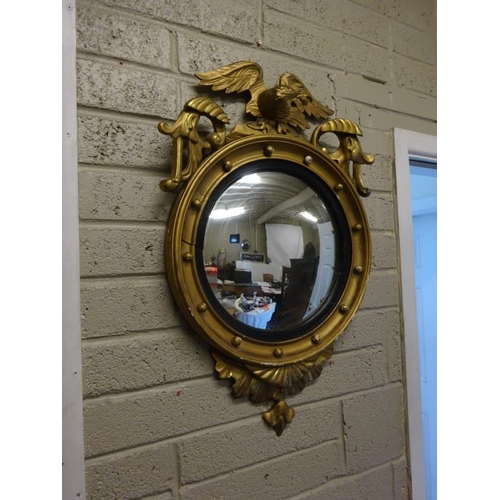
[212,344,334,435]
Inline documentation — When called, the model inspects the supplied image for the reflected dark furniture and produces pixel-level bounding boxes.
[272,259,317,329]
[217,263,235,281]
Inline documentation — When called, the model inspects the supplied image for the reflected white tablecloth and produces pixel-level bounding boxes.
[235,302,276,329]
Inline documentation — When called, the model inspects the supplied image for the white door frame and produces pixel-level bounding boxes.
[393,129,437,500]
[62,0,86,497]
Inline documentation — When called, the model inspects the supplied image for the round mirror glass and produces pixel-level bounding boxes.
[196,161,351,341]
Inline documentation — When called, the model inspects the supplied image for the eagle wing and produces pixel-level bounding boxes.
[279,73,334,120]
[196,61,266,117]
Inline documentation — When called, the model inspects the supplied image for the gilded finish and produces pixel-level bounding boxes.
[212,344,333,436]
[158,61,375,435]
[310,119,375,197]
[196,61,333,136]
[263,402,296,437]
[158,97,229,192]
[159,61,373,197]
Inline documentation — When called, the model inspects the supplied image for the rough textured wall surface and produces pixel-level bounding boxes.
[76,0,436,498]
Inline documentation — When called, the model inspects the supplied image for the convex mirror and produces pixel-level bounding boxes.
[201,164,351,338]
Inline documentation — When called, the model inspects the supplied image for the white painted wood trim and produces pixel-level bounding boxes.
[62,0,86,497]
[393,128,437,500]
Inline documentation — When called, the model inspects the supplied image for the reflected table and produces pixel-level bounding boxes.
[234,301,277,329]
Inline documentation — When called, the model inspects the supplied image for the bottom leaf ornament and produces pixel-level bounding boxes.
[212,344,334,435]
[263,401,296,437]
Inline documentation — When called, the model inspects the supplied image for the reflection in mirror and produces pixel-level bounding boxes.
[202,171,340,332]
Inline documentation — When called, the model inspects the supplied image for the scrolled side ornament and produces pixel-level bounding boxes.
[158,97,229,192]
[311,118,375,197]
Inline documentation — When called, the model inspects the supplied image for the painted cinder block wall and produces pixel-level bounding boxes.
[76,0,436,498]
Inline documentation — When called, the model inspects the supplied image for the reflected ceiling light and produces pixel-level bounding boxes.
[209,207,245,219]
[239,173,261,184]
[299,211,318,222]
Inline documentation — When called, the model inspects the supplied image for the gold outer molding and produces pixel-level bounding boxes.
[158,61,374,435]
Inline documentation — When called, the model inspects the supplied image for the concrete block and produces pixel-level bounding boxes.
[348,0,435,34]
[79,224,165,277]
[178,399,342,484]
[362,192,394,231]
[328,346,388,394]
[361,270,399,309]
[140,493,175,500]
[77,113,173,168]
[78,168,174,222]
[340,98,437,136]
[263,11,345,70]
[359,155,393,193]
[162,0,259,42]
[335,308,400,352]
[395,116,436,137]
[82,0,166,19]
[177,33,264,76]
[390,86,436,121]
[82,345,387,458]
[82,347,385,458]
[388,0,436,34]
[179,440,344,500]
[393,54,436,97]
[89,0,259,42]
[264,0,343,30]
[371,230,397,270]
[76,4,171,68]
[392,456,410,500]
[288,462,393,500]
[290,345,387,406]
[342,384,405,473]
[386,322,403,383]
[85,443,176,500]
[341,1,389,47]
[340,72,391,110]
[335,98,364,126]
[391,21,436,65]
[344,34,390,83]
[355,127,391,156]
[83,376,264,457]
[80,276,179,338]
[82,328,214,397]
[76,57,177,116]
[341,0,392,16]
[336,307,403,383]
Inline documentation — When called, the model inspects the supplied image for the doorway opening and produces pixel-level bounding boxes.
[410,160,437,500]
[394,129,437,500]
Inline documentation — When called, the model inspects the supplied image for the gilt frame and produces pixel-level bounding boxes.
[159,61,375,435]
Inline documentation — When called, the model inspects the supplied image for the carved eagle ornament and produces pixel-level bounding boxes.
[196,61,334,134]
